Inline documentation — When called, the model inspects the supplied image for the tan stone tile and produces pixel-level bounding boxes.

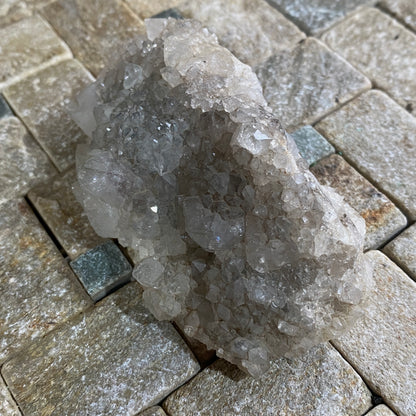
[124,0,182,20]
[0,0,31,28]
[0,377,20,416]
[4,60,93,172]
[380,0,416,32]
[367,405,397,416]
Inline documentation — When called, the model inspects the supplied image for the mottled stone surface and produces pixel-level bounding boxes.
[383,223,416,281]
[321,7,416,115]
[367,405,397,416]
[0,0,30,28]
[70,241,132,301]
[256,38,370,131]
[124,0,182,20]
[164,343,372,415]
[4,60,93,172]
[290,125,334,165]
[2,283,200,416]
[0,377,20,416]
[0,199,91,364]
[178,0,305,66]
[311,154,407,250]
[28,168,105,259]
[139,406,167,416]
[42,0,144,76]
[332,251,416,416]
[0,15,71,89]
[380,0,416,32]
[0,117,56,204]
[316,90,416,220]
[0,95,13,118]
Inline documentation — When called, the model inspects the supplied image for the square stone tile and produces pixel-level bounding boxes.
[332,251,416,416]
[0,377,20,416]
[315,90,416,220]
[0,199,91,364]
[0,95,13,118]
[164,343,372,416]
[177,0,305,66]
[2,283,200,416]
[70,241,132,301]
[311,154,407,250]
[380,0,416,32]
[42,0,145,76]
[367,405,397,416]
[0,15,71,89]
[4,60,93,172]
[124,0,182,20]
[383,223,416,281]
[0,117,56,204]
[0,0,30,28]
[321,7,416,115]
[28,168,105,260]
[255,38,370,131]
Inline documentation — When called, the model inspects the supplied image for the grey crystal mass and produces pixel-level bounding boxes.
[71,18,373,377]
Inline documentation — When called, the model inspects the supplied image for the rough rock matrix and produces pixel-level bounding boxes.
[71,18,372,377]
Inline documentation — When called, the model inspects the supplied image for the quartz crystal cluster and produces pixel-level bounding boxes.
[71,18,373,377]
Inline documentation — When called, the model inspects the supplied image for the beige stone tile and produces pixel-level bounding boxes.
[42,0,144,76]
[124,0,182,20]
[138,406,167,416]
[332,251,416,416]
[0,15,71,89]
[321,7,416,115]
[255,38,370,131]
[2,283,200,416]
[367,405,397,416]
[380,0,416,32]
[0,0,30,28]
[4,60,93,172]
[315,90,416,220]
[0,377,20,416]
[0,198,91,364]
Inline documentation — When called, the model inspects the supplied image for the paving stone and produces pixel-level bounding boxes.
[321,7,416,115]
[0,377,20,416]
[177,0,305,66]
[332,250,416,416]
[0,15,71,90]
[289,125,335,165]
[138,406,167,416]
[0,199,91,364]
[268,0,376,34]
[367,405,397,416]
[28,168,105,260]
[2,283,200,416]
[255,38,370,131]
[4,60,93,172]
[380,0,416,32]
[0,117,56,204]
[164,343,372,416]
[0,0,30,28]
[42,0,145,76]
[315,90,416,220]
[383,223,416,281]
[124,0,182,20]
[70,241,132,301]
[0,95,13,118]
[311,154,407,250]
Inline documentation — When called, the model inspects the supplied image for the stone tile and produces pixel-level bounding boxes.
[0,377,20,416]
[268,0,376,34]
[255,38,370,131]
[0,15,71,89]
[177,0,305,66]
[28,168,105,260]
[0,0,30,28]
[0,117,56,204]
[42,0,145,76]
[164,343,372,416]
[380,0,416,32]
[0,199,91,364]
[138,406,167,416]
[315,90,416,220]
[4,60,93,172]
[311,154,407,250]
[289,125,335,165]
[332,251,416,416]
[2,283,200,416]
[124,0,182,20]
[367,405,397,416]
[321,7,416,115]
[70,241,132,301]
[0,95,13,118]
[383,223,416,281]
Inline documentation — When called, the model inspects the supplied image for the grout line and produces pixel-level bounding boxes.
[376,2,416,35]
[0,370,24,416]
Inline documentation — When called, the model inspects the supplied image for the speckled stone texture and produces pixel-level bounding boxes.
[0,199,91,364]
[0,15,71,89]
[0,95,13,118]
[178,0,305,66]
[367,405,397,416]
[0,117,56,204]
[0,0,30,28]
[383,224,416,281]
[380,0,416,32]
[139,406,168,416]
[4,60,93,171]
[316,90,416,220]
[321,7,416,115]
[255,38,370,131]
[164,343,372,415]
[2,283,200,416]
[311,154,407,250]
[124,0,182,19]
[28,168,105,260]
[42,0,144,76]
[332,251,416,416]
[0,377,20,416]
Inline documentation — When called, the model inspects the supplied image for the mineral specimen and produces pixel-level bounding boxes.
[71,18,373,377]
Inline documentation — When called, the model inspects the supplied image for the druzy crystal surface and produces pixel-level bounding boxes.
[71,18,373,377]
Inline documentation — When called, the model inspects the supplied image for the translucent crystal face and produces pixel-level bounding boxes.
[71,18,373,377]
